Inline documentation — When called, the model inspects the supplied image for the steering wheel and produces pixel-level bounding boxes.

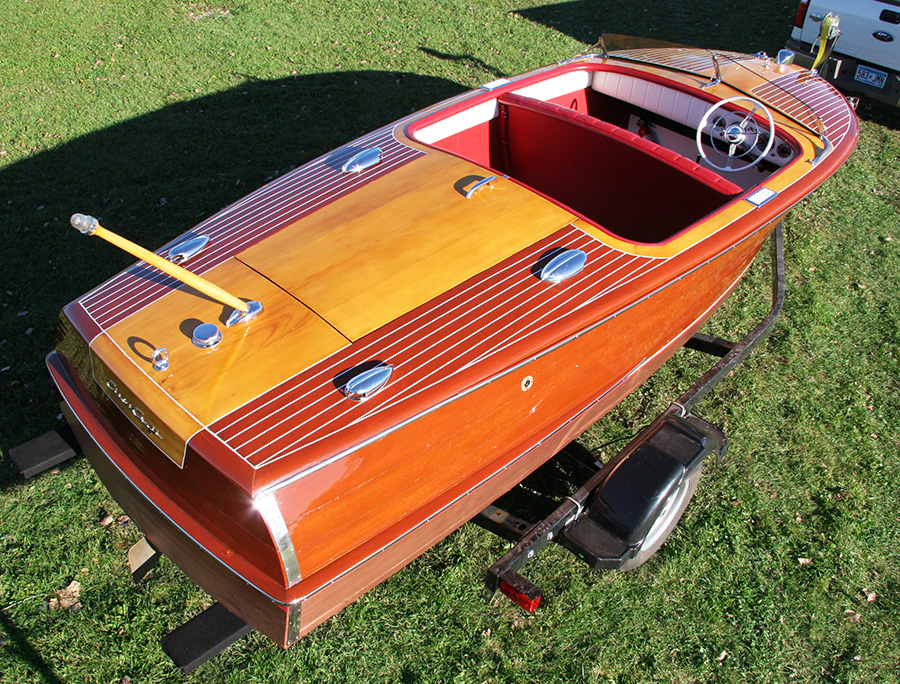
[695,96,775,172]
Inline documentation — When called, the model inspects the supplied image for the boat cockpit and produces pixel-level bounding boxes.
[408,65,799,245]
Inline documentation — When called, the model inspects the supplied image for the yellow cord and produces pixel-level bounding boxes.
[73,214,250,313]
[811,13,837,73]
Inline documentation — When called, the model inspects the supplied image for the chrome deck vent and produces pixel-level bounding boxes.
[343,364,393,401]
[167,235,210,264]
[539,249,587,284]
[341,147,383,174]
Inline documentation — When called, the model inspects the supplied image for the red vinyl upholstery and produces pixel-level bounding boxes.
[497,93,742,243]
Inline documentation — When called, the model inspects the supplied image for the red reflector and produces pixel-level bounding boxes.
[498,578,542,613]
[793,0,810,28]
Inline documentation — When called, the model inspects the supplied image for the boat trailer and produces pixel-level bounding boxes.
[476,222,785,612]
[12,224,784,671]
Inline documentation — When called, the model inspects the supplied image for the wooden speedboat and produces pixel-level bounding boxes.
[47,35,857,647]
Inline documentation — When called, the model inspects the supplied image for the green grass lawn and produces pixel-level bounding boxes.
[2,1,899,682]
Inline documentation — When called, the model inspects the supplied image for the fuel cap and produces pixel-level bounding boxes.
[192,323,223,349]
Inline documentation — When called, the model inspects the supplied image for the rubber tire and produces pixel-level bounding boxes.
[618,463,702,572]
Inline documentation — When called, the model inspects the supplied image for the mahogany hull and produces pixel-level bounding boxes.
[47,40,858,648]
[50,214,775,645]
[266,221,777,581]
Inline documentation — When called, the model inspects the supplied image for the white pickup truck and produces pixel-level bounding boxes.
[786,0,900,107]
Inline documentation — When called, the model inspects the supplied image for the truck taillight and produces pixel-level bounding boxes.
[794,0,811,28]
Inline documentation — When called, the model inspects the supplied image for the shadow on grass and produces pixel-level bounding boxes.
[514,0,797,56]
[0,70,465,456]
[857,101,900,130]
[418,47,508,80]
[489,441,604,526]
[0,608,65,684]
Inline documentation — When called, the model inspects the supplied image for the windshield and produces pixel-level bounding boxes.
[594,34,829,140]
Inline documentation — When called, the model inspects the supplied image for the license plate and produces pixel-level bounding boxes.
[854,64,888,89]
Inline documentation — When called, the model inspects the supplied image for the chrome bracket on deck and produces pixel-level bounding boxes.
[702,51,723,89]
[559,35,607,65]
[226,300,264,327]
[811,133,834,166]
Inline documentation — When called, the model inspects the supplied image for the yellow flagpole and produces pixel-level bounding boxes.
[71,213,250,314]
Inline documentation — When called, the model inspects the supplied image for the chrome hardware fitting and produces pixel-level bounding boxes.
[226,300,264,327]
[702,52,722,89]
[479,78,511,91]
[540,249,587,284]
[810,117,834,166]
[465,176,496,199]
[341,147,383,174]
[192,323,223,349]
[811,136,833,166]
[151,347,170,371]
[563,34,607,63]
[70,213,99,235]
[521,376,534,391]
[776,49,795,67]
[343,364,393,401]
[167,235,210,264]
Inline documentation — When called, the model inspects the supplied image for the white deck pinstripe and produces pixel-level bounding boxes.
[211,226,663,468]
[79,125,423,330]
[73,54,856,475]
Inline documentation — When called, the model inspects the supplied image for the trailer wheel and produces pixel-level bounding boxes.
[619,463,702,571]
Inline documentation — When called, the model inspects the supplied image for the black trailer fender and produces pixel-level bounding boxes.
[562,414,725,571]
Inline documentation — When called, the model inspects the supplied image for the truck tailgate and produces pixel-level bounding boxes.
[794,0,900,72]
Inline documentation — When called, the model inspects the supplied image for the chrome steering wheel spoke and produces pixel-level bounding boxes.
[696,96,775,173]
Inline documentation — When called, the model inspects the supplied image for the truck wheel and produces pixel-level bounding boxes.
[619,464,702,571]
